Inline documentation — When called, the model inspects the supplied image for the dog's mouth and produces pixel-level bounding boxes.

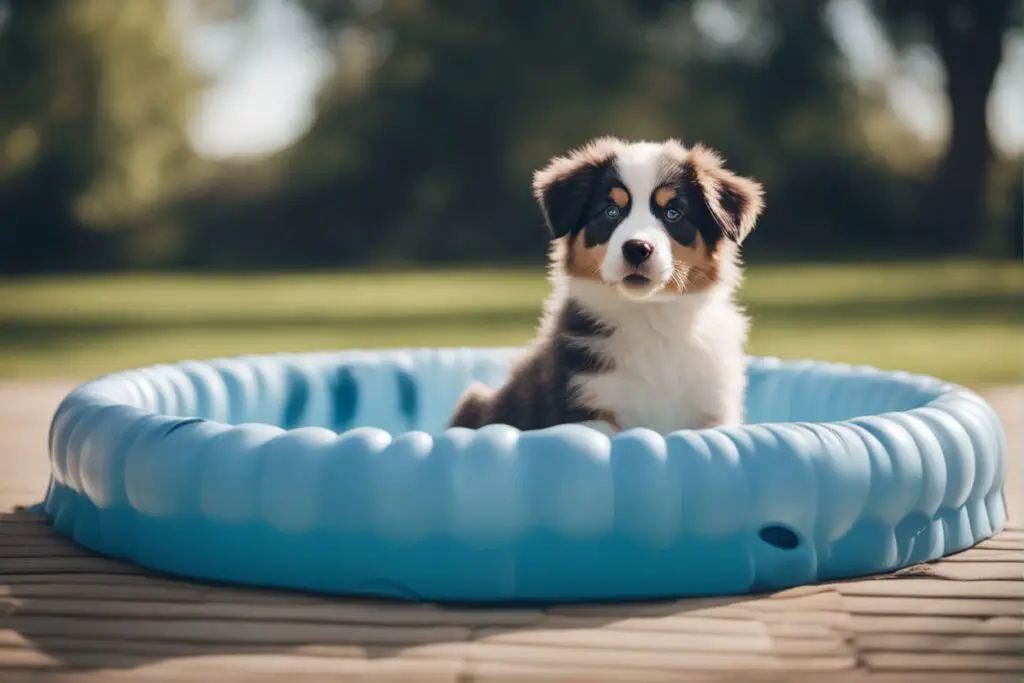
[621,274,651,287]
[614,271,669,300]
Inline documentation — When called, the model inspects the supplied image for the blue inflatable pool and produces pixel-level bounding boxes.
[43,348,1007,602]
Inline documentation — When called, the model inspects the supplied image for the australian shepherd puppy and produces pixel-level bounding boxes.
[449,137,764,436]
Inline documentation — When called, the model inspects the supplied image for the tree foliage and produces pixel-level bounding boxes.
[869,0,1023,251]
[206,0,913,267]
[0,0,202,273]
[1,0,1020,273]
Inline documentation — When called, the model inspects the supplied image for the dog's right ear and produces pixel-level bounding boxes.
[532,137,623,240]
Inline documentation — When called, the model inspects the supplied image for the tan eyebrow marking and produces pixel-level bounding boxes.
[654,186,678,208]
[609,187,629,208]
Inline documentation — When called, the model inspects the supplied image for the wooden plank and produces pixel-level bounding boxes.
[0,546,93,559]
[473,674,1024,683]
[138,653,464,679]
[0,631,430,661]
[995,530,1024,541]
[465,661,736,682]
[0,574,354,605]
[891,561,1023,581]
[0,572,179,586]
[402,642,857,672]
[0,557,143,575]
[0,670,402,683]
[0,667,408,683]
[0,594,844,638]
[765,620,846,639]
[0,647,66,672]
[0,513,48,525]
[0,648,465,680]
[3,598,544,629]
[0,640,463,682]
[0,630,467,678]
[0,523,57,538]
[863,652,1024,672]
[0,627,855,676]
[0,580,344,607]
[0,534,73,547]
[539,612,850,635]
[836,579,1024,599]
[857,676,1022,683]
[978,539,1024,551]
[3,615,471,647]
[472,627,850,656]
[843,595,1024,617]
[544,609,853,633]
[942,549,1024,563]
[546,589,844,618]
[856,633,1024,654]
[0,583,208,603]
[849,615,1023,635]
[0,581,409,607]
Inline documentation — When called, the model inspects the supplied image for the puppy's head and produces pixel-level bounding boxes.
[534,137,764,301]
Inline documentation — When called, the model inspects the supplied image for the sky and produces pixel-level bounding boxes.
[185,0,1024,160]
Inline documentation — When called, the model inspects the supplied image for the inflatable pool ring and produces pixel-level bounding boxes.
[42,348,1008,602]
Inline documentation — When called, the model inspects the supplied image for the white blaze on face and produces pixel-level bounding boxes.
[599,143,674,290]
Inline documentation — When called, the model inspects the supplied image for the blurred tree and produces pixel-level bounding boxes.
[64,0,1019,271]
[189,0,258,23]
[640,1,904,256]
[871,0,1024,252]
[0,0,201,273]
[247,0,908,265]
[275,0,654,266]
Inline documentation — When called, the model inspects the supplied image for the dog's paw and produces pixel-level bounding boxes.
[449,382,495,429]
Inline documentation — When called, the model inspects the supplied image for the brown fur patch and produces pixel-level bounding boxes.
[665,231,724,294]
[609,187,629,208]
[564,230,607,282]
[654,186,678,208]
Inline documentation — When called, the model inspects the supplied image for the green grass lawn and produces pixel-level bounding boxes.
[1,260,1020,388]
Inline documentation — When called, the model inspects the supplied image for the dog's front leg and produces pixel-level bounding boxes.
[449,382,495,428]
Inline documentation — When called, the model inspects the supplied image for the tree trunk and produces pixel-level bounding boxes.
[922,0,1009,253]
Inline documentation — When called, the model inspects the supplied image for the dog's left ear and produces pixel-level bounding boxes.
[533,137,623,240]
[686,144,764,245]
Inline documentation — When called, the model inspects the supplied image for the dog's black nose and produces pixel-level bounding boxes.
[622,239,653,266]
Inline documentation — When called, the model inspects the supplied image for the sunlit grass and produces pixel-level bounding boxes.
[0,260,1020,388]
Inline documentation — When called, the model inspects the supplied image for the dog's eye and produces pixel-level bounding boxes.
[604,205,621,220]
[664,207,683,223]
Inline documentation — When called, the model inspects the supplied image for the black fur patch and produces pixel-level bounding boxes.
[659,146,764,248]
[661,161,730,251]
[649,186,698,247]
[581,167,631,247]
[453,298,613,431]
[539,161,620,240]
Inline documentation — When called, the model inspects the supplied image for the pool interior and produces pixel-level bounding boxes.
[94,349,946,437]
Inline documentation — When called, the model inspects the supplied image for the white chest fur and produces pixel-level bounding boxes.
[569,284,749,434]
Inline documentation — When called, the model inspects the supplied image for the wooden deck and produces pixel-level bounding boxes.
[1,380,1021,682]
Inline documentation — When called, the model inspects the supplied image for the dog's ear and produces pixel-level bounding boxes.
[532,137,622,240]
[685,144,764,244]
